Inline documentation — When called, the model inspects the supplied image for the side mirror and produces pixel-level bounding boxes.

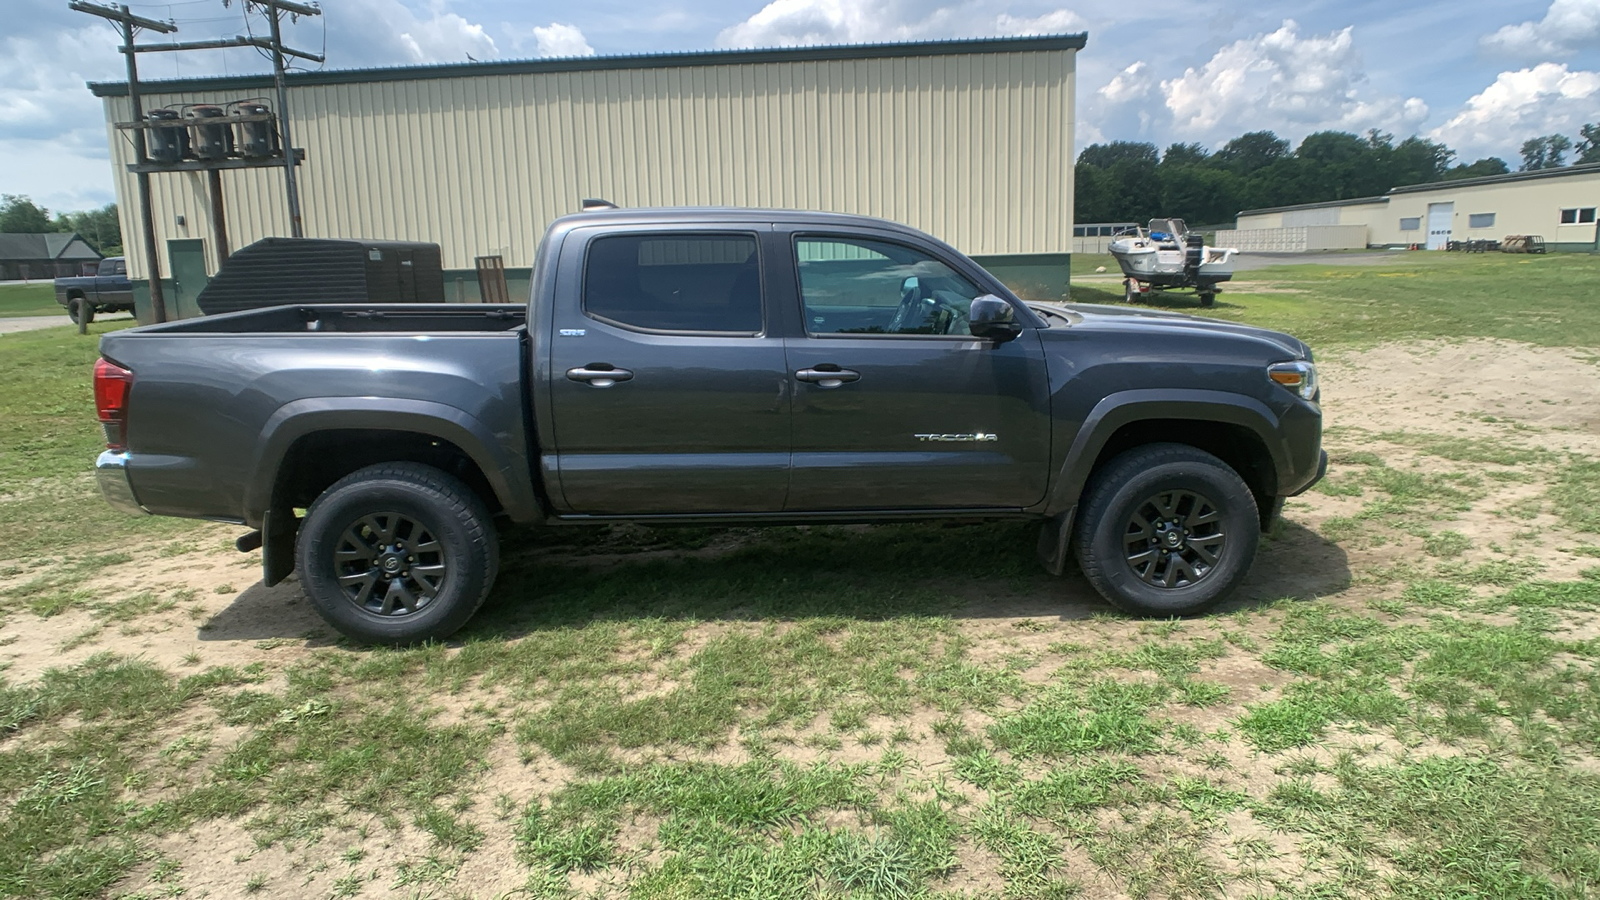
[969,294,1021,343]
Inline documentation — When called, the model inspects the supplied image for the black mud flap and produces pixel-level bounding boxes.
[1035,509,1076,577]
[261,507,300,587]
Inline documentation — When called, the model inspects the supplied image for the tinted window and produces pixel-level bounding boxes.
[1561,208,1579,224]
[584,234,762,333]
[1583,208,1598,224]
[796,237,984,336]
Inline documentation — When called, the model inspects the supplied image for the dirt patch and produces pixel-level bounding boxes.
[1320,338,1600,449]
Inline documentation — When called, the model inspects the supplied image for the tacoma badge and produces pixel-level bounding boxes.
[914,433,998,442]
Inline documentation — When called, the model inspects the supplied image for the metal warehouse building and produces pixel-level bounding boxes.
[1222,163,1600,253]
[89,34,1084,316]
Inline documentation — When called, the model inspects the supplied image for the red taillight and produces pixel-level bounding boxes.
[94,358,134,450]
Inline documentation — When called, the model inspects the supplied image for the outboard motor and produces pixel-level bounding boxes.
[1184,233,1204,281]
[146,108,188,163]
[186,105,233,160]
[232,102,278,158]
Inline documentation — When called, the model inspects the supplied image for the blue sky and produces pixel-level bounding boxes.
[3,0,1598,213]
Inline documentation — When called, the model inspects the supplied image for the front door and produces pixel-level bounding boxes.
[1426,202,1454,250]
[166,239,208,319]
[546,229,791,514]
[783,233,1052,511]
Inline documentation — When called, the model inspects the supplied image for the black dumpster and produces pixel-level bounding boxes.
[195,237,446,316]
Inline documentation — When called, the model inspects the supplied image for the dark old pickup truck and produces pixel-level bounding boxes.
[93,208,1325,643]
[57,256,134,324]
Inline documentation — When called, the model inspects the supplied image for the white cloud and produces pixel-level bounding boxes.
[994,9,1084,35]
[1430,62,1600,157]
[396,13,498,62]
[1155,20,1427,142]
[715,0,1081,48]
[1483,0,1600,56]
[1099,62,1155,105]
[528,23,596,58]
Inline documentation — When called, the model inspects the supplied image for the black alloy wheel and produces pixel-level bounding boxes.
[333,512,448,616]
[1071,443,1260,617]
[1121,489,1226,589]
[296,462,498,644]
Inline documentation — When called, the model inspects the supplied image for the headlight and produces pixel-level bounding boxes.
[1268,361,1318,401]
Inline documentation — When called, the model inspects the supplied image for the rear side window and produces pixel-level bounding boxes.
[583,234,762,334]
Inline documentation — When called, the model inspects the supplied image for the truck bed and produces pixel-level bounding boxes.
[98,303,536,528]
[124,303,527,334]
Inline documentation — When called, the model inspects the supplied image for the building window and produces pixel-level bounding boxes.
[583,233,763,334]
[1468,213,1495,228]
[1560,207,1597,224]
[1399,217,1421,231]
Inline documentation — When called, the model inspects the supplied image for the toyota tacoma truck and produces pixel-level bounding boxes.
[92,207,1325,644]
[57,256,134,324]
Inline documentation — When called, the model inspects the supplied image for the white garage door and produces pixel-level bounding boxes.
[1426,202,1454,250]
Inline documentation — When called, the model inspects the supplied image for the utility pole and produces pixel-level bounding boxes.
[248,0,321,238]
[69,1,175,322]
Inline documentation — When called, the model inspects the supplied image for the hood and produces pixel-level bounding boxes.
[1027,301,1313,360]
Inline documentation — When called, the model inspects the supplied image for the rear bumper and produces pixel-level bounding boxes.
[95,450,147,516]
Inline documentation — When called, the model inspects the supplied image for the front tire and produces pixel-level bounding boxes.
[1072,443,1259,616]
[296,462,498,644]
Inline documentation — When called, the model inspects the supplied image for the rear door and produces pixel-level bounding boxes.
[546,227,791,514]
[780,231,1052,511]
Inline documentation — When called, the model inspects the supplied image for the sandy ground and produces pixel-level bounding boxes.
[3,336,1598,898]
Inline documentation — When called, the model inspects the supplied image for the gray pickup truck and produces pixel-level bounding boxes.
[93,207,1325,643]
[56,256,135,324]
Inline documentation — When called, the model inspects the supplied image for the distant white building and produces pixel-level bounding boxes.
[1221,164,1600,253]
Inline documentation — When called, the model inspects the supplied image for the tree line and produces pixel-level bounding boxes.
[0,195,123,257]
[1076,126,1600,228]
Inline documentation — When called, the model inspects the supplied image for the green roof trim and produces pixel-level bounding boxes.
[1388,162,1600,194]
[1238,163,1600,218]
[1237,196,1389,217]
[88,33,1088,97]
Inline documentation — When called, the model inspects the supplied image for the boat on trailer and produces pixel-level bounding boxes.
[1108,218,1239,307]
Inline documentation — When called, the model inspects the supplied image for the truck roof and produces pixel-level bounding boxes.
[548,206,931,239]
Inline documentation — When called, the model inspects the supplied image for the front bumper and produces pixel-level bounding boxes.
[96,450,147,516]
[1288,449,1329,497]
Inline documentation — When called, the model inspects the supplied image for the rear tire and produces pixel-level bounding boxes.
[1072,443,1259,617]
[68,298,93,324]
[296,462,498,644]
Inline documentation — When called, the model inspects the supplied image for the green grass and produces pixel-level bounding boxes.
[0,320,195,562]
[0,283,62,318]
[1068,251,1600,349]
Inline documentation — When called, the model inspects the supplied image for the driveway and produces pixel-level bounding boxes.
[0,313,134,336]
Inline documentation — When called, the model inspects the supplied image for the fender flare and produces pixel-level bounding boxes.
[1041,389,1290,516]
[243,397,542,525]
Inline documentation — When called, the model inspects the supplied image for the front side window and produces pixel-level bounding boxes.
[796,236,985,336]
[1468,213,1495,228]
[583,234,762,334]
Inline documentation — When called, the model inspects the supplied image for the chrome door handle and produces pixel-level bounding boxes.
[566,365,633,388]
[795,367,861,388]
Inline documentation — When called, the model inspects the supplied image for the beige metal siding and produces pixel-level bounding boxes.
[107,48,1076,280]
[1376,173,1600,246]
